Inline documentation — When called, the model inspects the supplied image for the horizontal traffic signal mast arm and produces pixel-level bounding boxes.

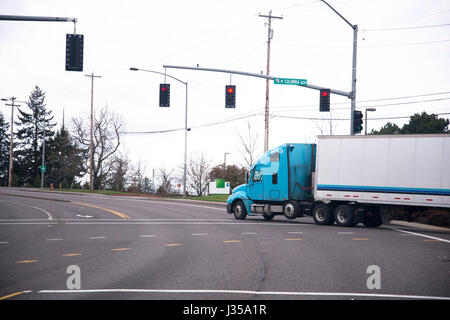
[0,15,77,22]
[163,64,351,98]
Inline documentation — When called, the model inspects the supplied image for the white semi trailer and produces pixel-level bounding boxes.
[313,134,450,226]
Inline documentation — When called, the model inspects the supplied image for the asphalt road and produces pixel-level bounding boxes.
[0,188,449,301]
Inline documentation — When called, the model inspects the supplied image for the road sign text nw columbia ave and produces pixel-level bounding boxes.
[274,78,307,86]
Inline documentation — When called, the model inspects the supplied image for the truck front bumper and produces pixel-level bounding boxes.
[226,203,232,214]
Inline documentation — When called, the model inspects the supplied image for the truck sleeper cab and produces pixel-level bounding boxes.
[226,143,316,222]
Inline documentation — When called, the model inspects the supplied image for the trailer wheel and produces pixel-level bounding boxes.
[363,207,382,227]
[313,203,334,225]
[233,200,247,220]
[334,205,355,227]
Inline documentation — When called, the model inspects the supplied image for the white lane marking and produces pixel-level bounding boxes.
[89,236,106,239]
[46,239,63,241]
[241,232,257,235]
[192,233,208,236]
[140,235,157,238]
[288,231,304,234]
[76,214,93,219]
[0,199,53,219]
[36,288,450,300]
[338,232,354,234]
[0,241,10,244]
[29,205,53,220]
[0,221,308,226]
[391,228,450,244]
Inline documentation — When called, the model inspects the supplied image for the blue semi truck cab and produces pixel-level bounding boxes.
[226,143,316,221]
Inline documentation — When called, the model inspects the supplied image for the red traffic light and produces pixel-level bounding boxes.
[227,87,234,94]
[321,91,328,97]
[161,86,168,92]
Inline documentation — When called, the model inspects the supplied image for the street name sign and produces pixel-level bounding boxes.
[274,78,307,86]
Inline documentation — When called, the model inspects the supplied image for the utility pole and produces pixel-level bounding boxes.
[85,72,102,190]
[259,11,283,152]
[1,97,21,187]
[223,152,230,171]
[41,114,46,188]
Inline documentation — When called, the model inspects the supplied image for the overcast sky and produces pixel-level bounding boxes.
[1,0,449,181]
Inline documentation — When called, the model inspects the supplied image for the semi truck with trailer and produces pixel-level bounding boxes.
[226,134,450,227]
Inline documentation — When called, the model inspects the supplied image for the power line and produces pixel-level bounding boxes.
[272,112,450,121]
[122,92,450,135]
[271,94,450,112]
[361,38,450,48]
[363,23,450,32]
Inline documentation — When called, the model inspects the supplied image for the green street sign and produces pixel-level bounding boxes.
[274,78,307,86]
[40,166,46,173]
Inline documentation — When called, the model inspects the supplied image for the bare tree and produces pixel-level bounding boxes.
[127,159,147,193]
[157,167,175,195]
[186,151,211,196]
[71,106,123,189]
[236,120,261,169]
[313,110,338,136]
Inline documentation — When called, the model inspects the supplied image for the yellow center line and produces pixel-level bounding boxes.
[423,239,443,242]
[285,238,303,241]
[0,291,31,300]
[62,253,82,257]
[352,238,370,241]
[111,248,131,251]
[164,243,184,247]
[71,201,130,219]
[223,240,240,243]
[16,260,38,264]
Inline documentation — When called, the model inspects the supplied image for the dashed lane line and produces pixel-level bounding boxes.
[16,260,38,264]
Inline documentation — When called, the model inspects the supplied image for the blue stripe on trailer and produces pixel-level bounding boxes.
[317,185,450,196]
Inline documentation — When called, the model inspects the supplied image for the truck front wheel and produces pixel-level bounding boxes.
[283,200,301,220]
[313,204,334,225]
[233,200,247,220]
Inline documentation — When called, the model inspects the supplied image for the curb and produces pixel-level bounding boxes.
[389,220,450,232]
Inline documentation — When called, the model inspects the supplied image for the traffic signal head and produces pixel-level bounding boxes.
[353,110,363,134]
[159,83,170,107]
[225,85,236,108]
[319,89,330,112]
[65,34,84,72]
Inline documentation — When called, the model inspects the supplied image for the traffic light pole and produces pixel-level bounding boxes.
[130,67,189,198]
[320,0,358,135]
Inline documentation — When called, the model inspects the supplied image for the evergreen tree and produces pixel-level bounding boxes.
[402,112,449,134]
[14,86,56,186]
[46,123,86,189]
[370,112,449,135]
[0,112,10,186]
